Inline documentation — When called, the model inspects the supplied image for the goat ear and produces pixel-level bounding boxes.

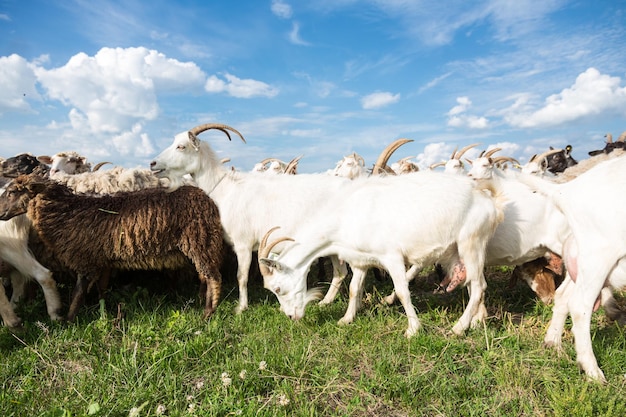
[187,132,200,151]
[259,258,284,273]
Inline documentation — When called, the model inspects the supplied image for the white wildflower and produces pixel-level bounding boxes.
[194,380,204,390]
[239,370,247,380]
[259,361,267,371]
[221,372,232,387]
[156,404,166,415]
[277,394,290,406]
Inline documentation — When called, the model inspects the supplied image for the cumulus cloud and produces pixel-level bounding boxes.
[35,47,206,134]
[205,73,279,98]
[0,54,41,113]
[271,0,293,19]
[446,96,489,129]
[503,67,626,128]
[361,91,400,109]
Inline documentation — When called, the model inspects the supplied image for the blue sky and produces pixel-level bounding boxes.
[1,0,625,173]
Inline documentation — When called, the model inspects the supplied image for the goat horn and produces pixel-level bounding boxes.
[353,153,365,167]
[92,162,111,171]
[605,133,613,143]
[189,123,247,144]
[454,143,480,160]
[528,154,537,163]
[284,155,303,175]
[372,138,414,175]
[618,131,626,142]
[492,156,519,165]
[534,148,563,165]
[483,147,502,158]
[258,227,294,276]
[429,161,446,169]
[449,146,458,160]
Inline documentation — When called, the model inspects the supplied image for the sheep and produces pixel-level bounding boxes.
[0,173,225,320]
[36,151,95,176]
[151,123,367,315]
[516,155,626,382]
[256,171,505,337]
[1,153,50,178]
[588,131,626,156]
[545,145,577,174]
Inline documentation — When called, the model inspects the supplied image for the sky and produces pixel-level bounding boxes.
[1,0,625,173]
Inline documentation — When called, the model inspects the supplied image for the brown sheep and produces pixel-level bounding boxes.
[0,174,224,321]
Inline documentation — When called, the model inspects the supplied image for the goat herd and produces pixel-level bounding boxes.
[0,123,625,383]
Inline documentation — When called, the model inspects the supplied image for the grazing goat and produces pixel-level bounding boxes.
[151,123,372,315]
[0,174,224,320]
[517,155,626,382]
[257,172,505,337]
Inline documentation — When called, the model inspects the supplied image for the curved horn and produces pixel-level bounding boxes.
[534,148,563,164]
[450,146,458,160]
[189,123,246,144]
[352,152,365,167]
[372,138,414,175]
[528,154,537,163]
[258,227,294,276]
[429,161,446,169]
[284,155,303,175]
[454,143,480,160]
[483,147,502,158]
[92,162,112,171]
[492,156,519,165]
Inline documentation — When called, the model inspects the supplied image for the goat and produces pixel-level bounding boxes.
[332,152,367,179]
[520,148,564,177]
[150,123,392,315]
[256,172,505,337]
[0,174,225,320]
[252,156,302,175]
[259,172,502,337]
[516,155,626,382]
[429,143,479,174]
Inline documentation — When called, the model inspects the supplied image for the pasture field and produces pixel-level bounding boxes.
[1,265,626,417]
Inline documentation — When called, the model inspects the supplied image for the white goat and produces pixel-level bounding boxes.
[150,123,353,314]
[519,148,563,177]
[430,143,479,175]
[332,152,367,179]
[517,154,626,382]
[0,214,62,326]
[256,172,505,336]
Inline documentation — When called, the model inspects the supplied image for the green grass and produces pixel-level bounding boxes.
[1,266,626,417]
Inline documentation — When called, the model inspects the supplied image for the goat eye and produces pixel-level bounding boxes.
[176,145,186,151]
[274,287,281,295]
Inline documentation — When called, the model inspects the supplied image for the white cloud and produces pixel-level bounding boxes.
[34,47,206,134]
[288,22,310,45]
[112,123,155,157]
[205,73,279,98]
[0,14,10,21]
[271,0,293,19]
[504,67,626,128]
[446,96,489,129]
[0,54,40,113]
[361,91,400,109]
